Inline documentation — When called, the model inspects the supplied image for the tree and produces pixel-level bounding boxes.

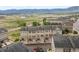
[73,31,78,34]
[43,18,46,23]
[44,22,50,25]
[43,18,50,25]
[62,29,70,34]
[43,18,47,25]
[32,21,40,26]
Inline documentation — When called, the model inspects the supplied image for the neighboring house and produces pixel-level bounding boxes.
[20,16,79,52]
[20,25,62,52]
[62,20,74,31]
[46,16,71,23]
[0,42,30,52]
[46,16,75,31]
[53,34,79,52]
[0,28,8,47]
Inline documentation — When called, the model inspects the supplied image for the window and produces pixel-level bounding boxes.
[44,37,49,42]
[46,34,48,36]
[29,31,31,33]
[1,41,4,43]
[41,35,44,37]
[45,37,48,40]
[20,38,25,41]
[49,34,52,37]
[63,48,71,52]
[28,38,32,42]
[32,36,36,38]
[36,38,40,42]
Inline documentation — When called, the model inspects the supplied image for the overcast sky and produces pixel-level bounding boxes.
[0,0,78,10]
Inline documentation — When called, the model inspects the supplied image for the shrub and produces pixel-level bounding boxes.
[17,20,26,27]
[62,29,70,34]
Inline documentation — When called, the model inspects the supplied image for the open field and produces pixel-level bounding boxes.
[0,15,44,41]
[0,15,43,29]
[0,13,79,41]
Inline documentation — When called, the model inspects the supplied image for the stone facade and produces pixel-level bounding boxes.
[20,25,62,52]
[20,17,79,52]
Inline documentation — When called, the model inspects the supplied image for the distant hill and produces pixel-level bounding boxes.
[0,6,79,15]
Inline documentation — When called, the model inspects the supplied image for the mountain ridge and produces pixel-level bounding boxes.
[0,6,79,15]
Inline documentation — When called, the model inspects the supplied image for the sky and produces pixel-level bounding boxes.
[0,0,78,6]
[0,6,70,10]
[0,0,78,10]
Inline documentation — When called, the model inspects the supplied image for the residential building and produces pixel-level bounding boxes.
[20,25,62,52]
[46,16,76,31]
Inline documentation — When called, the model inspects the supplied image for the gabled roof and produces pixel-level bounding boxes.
[53,34,73,48]
[53,35,79,48]
[0,42,30,52]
